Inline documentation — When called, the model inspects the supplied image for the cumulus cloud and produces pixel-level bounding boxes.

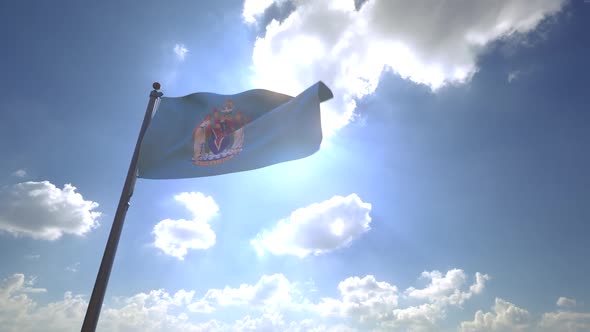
[313,269,490,332]
[0,272,344,332]
[0,274,46,330]
[460,298,531,332]
[245,0,566,136]
[406,270,490,305]
[173,43,188,60]
[461,296,590,332]
[188,273,298,313]
[102,289,196,331]
[251,193,372,258]
[383,270,489,331]
[0,273,194,332]
[0,181,100,240]
[4,271,587,332]
[539,310,590,332]
[12,169,26,178]
[152,192,219,259]
[315,275,398,321]
[0,274,46,295]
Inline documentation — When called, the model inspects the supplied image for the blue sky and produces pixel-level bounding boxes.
[1,0,589,331]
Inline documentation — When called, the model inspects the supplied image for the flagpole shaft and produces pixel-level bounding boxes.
[81,83,162,332]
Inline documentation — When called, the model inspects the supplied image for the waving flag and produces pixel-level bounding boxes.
[137,81,333,179]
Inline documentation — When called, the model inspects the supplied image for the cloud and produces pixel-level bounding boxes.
[0,274,47,330]
[152,192,219,259]
[153,219,216,259]
[230,314,359,332]
[24,254,40,260]
[245,0,566,136]
[0,181,100,240]
[188,273,298,313]
[0,272,335,332]
[0,274,46,295]
[315,275,398,321]
[11,169,26,178]
[461,296,590,332]
[314,269,489,331]
[460,298,531,332]
[539,310,590,332]
[385,270,489,331]
[102,289,197,331]
[556,296,577,308]
[174,192,220,222]
[7,270,588,332]
[406,270,490,305]
[0,273,194,332]
[250,193,372,258]
[242,0,275,23]
[173,43,188,60]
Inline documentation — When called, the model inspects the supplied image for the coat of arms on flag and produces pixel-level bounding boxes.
[138,81,333,179]
[192,99,249,166]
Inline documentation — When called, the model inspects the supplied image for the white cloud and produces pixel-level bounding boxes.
[174,192,219,223]
[539,310,590,332]
[250,193,372,258]
[0,181,100,240]
[460,298,531,332]
[102,289,197,332]
[314,269,489,331]
[0,273,204,332]
[0,272,334,332]
[406,269,468,301]
[152,192,219,259]
[188,273,298,313]
[556,296,577,308]
[12,169,26,178]
[0,274,46,295]
[315,275,398,321]
[406,270,490,305]
[31,292,88,331]
[231,314,360,332]
[462,296,590,332]
[231,312,285,331]
[173,43,189,60]
[153,218,216,259]
[242,0,275,23]
[4,271,588,332]
[470,272,490,295]
[0,274,46,330]
[24,254,40,260]
[246,0,566,136]
[384,270,490,331]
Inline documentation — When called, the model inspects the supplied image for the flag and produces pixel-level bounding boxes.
[137,81,333,179]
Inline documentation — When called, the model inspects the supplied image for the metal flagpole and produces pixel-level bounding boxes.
[81,82,163,332]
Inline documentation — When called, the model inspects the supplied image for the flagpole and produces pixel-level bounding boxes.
[81,83,163,332]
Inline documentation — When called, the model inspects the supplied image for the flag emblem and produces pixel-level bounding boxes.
[138,81,333,179]
[192,99,249,166]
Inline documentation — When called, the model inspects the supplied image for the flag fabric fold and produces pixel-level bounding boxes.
[137,81,333,179]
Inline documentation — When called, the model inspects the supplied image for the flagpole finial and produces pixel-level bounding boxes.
[151,82,163,98]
